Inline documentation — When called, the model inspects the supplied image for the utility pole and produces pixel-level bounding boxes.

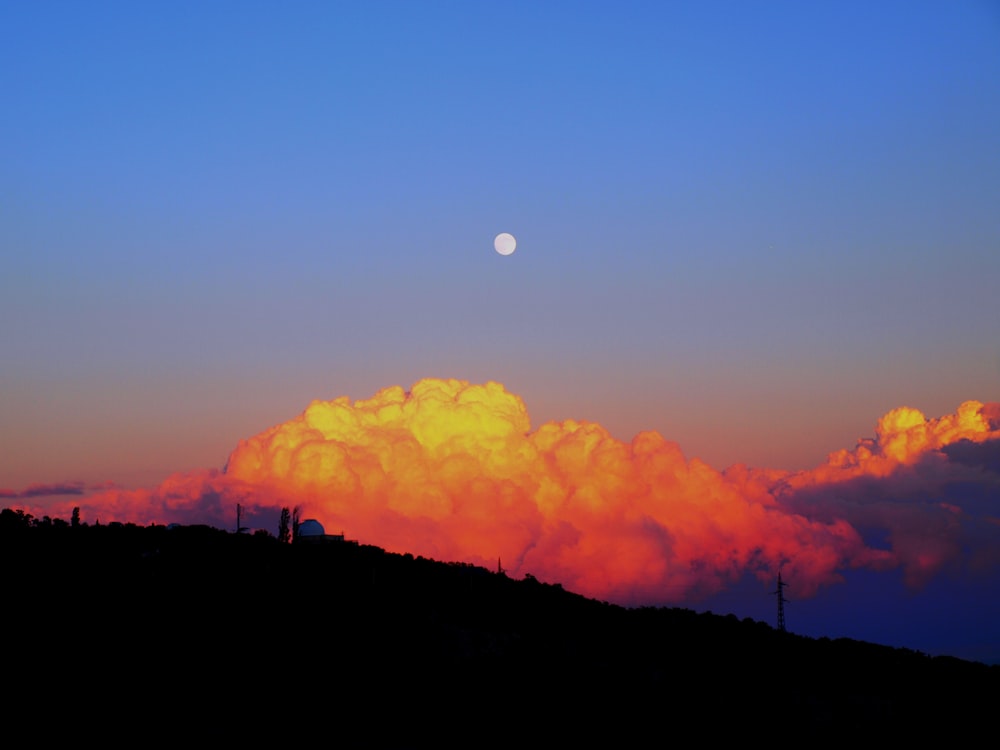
[772,570,789,632]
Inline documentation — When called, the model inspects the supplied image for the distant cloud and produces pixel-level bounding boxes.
[773,403,1000,586]
[20,380,1000,607]
[942,437,1000,473]
[2,480,123,501]
[17,481,87,498]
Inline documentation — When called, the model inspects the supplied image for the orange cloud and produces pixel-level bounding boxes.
[28,380,1000,605]
[797,400,995,483]
[773,400,1000,586]
[217,380,891,600]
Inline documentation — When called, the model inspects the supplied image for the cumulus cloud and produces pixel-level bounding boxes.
[23,379,1000,606]
[772,400,1000,586]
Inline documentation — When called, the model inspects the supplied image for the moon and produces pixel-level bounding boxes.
[494,232,516,256]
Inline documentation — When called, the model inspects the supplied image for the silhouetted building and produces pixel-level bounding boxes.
[295,518,355,544]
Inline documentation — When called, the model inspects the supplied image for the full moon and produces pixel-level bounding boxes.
[494,232,516,256]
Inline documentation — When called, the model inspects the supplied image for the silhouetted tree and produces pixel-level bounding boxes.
[292,506,301,542]
[71,507,81,528]
[278,507,291,544]
[0,508,33,529]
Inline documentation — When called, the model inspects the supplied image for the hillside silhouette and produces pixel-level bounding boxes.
[3,508,996,743]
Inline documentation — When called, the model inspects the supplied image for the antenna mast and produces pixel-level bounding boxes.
[235,503,248,534]
[772,570,789,632]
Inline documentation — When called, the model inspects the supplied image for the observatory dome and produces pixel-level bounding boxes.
[298,519,326,537]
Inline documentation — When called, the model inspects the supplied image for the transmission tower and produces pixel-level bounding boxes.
[772,570,789,632]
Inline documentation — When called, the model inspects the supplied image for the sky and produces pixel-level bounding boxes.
[2,2,999,662]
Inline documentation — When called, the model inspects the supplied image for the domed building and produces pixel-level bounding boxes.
[295,518,351,544]
[297,518,326,538]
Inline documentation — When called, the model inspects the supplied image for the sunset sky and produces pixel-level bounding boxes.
[2,2,999,662]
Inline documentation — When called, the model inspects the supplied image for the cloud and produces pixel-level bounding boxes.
[21,380,1000,606]
[5,481,88,499]
[942,437,1000,474]
[772,401,1000,586]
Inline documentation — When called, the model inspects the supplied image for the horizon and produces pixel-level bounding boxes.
[5,379,1000,665]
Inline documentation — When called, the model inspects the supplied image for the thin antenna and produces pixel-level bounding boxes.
[772,570,789,632]
[235,504,248,534]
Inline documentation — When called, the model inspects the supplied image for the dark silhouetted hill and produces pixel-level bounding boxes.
[2,508,996,743]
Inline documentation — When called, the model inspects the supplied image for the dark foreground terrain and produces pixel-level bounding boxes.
[3,511,997,743]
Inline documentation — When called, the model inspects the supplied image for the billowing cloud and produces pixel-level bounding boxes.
[21,379,1000,606]
[772,400,1000,587]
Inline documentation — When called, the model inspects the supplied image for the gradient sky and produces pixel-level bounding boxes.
[2,2,999,660]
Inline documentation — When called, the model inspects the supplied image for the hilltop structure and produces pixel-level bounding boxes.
[295,518,355,545]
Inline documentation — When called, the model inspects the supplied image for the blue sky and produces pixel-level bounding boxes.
[3,0,998,477]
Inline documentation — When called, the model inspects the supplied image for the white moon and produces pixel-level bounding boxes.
[494,232,516,256]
